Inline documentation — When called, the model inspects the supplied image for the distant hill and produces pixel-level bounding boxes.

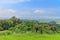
[38,20,60,24]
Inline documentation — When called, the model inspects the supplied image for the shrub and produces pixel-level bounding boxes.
[0,31,12,36]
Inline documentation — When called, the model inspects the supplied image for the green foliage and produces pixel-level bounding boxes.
[0,27,3,31]
[0,16,59,34]
[0,31,12,36]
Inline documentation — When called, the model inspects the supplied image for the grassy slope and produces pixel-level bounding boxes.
[0,33,60,40]
[39,20,60,24]
[0,20,60,40]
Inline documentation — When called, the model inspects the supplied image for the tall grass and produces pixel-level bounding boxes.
[0,32,60,40]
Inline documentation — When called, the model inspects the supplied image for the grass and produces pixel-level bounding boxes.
[39,20,60,24]
[0,33,60,40]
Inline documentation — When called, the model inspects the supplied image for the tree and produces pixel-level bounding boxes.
[33,23,40,32]
[49,21,56,26]
[8,16,22,27]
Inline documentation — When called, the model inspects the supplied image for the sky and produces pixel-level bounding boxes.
[0,0,60,19]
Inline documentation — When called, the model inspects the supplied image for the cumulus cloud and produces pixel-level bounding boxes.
[0,0,31,4]
[39,16,60,19]
[0,8,59,19]
[0,9,32,19]
[31,8,60,19]
[33,9,46,14]
[0,9,17,17]
[33,8,57,15]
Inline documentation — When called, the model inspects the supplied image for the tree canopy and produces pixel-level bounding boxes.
[0,16,59,34]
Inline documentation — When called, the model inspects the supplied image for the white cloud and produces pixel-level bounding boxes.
[33,9,46,14]
[40,16,60,19]
[31,8,60,19]
[0,9,16,17]
[0,8,59,19]
[33,8,57,15]
[0,0,31,4]
[0,9,32,18]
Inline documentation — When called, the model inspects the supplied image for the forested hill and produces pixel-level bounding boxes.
[0,16,60,34]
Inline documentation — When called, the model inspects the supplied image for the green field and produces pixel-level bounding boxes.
[0,33,60,40]
[39,20,60,24]
[0,17,60,40]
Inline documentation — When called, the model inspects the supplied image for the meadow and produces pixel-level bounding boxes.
[0,32,60,40]
[0,16,60,40]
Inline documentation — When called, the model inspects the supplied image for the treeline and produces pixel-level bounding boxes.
[0,16,60,34]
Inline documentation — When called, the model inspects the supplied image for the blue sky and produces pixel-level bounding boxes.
[0,0,60,19]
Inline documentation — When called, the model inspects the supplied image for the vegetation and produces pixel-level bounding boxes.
[0,16,59,34]
[0,33,60,40]
[0,16,60,40]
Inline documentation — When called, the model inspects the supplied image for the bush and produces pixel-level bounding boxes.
[0,30,12,36]
[0,27,3,31]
